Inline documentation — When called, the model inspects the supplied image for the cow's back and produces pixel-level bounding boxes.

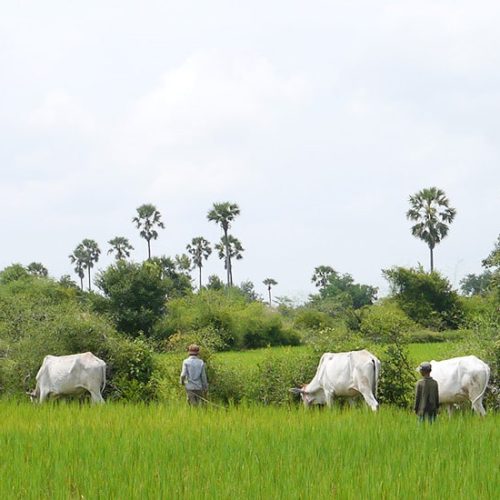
[431,356,490,404]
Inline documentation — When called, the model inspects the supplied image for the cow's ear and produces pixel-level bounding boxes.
[289,388,303,395]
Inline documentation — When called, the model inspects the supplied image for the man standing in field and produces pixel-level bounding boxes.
[180,344,208,406]
[414,362,439,423]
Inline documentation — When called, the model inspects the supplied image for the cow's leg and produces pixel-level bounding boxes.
[348,397,357,408]
[358,388,379,411]
[471,396,486,416]
[39,390,49,404]
[324,389,334,408]
[89,390,105,404]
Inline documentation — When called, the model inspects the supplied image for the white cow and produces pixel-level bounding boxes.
[426,356,490,416]
[290,349,381,411]
[29,352,106,403]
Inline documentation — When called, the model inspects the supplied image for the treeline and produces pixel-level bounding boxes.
[0,187,498,406]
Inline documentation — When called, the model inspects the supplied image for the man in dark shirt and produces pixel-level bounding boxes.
[414,362,439,423]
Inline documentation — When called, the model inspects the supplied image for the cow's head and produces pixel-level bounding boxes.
[26,390,37,403]
[289,384,325,407]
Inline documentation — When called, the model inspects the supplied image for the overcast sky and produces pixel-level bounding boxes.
[1,1,499,302]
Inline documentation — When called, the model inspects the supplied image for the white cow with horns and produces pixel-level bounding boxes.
[424,356,490,416]
[28,352,106,403]
[290,349,381,411]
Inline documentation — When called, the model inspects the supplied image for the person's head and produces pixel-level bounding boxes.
[419,362,432,377]
[188,344,200,356]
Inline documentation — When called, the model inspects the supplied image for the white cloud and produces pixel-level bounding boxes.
[27,91,96,135]
[107,51,308,196]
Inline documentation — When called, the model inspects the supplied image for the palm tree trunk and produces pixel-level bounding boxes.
[80,276,83,291]
[430,247,434,272]
[147,239,151,260]
[88,269,92,291]
[224,229,231,286]
[268,286,272,306]
[199,265,202,290]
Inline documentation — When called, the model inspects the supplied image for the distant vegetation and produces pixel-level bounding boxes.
[0,191,498,408]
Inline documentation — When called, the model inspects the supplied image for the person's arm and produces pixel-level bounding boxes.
[180,360,187,385]
[434,382,440,411]
[414,382,422,414]
[201,363,208,391]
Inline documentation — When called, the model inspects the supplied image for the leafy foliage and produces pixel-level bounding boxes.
[95,260,171,337]
[406,186,457,272]
[0,278,155,401]
[154,289,299,350]
[383,266,464,330]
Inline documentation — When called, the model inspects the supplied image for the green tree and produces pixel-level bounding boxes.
[460,272,493,296]
[206,274,224,291]
[69,245,86,290]
[311,265,335,289]
[133,203,165,260]
[207,202,240,286]
[0,264,29,285]
[95,260,170,337]
[406,187,457,272]
[263,278,278,306]
[71,239,101,291]
[481,234,500,302]
[215,235,244,286]
[26,262,48,277]
[107,237,134,261]
[150,255,193,298]
[186,237,212,290]
[310,268,377,310]
[383,266,464,329]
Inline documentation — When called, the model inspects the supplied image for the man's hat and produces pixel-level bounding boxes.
[419,362,432,372]
[188,344,200,355]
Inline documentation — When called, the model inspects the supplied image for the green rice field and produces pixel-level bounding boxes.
[0,402,498,499]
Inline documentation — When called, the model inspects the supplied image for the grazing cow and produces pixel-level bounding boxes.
[425,356,490,416]
[290,349,381,411]
[28,352,106,403]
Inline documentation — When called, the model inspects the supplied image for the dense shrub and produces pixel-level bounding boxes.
[155,289,299,349]
[95,260,171,337]
[360,301,416,343]
[383,267,465,330]
[303,322,365,354]
[0,279,156,401]
[293,309,335,331]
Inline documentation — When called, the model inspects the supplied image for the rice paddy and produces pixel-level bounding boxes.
[0,402,498,499]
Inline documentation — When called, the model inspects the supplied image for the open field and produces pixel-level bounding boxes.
[210,342,464,368]
[0,402,498,499]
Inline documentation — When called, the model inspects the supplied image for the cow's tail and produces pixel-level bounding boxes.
[371,358,379,397]
[471,363,490,408]
[101,364,107,394]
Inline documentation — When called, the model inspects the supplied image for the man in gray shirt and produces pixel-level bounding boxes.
[180,344,208,405]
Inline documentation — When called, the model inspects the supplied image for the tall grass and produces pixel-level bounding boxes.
[0,402,498,499]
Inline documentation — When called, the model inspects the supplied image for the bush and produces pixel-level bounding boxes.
[155,289,299,349]
[377,342,417,409]
[360,301,416,343]
[383,267,465,330]
[303,323,366,354]
[293,309,334,331]
[0,279,156,401]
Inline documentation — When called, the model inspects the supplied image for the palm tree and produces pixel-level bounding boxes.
[406,187,457,272]
[311,265,335,289]
[207,202,240,286]
[263,278,278,306]
[133,203,165,259]
[71,239,101,291]
[27,262,48,277]
[186,237,212,289]
[69,245,86,290]
[215,235,244,286]
[107,236,134,260]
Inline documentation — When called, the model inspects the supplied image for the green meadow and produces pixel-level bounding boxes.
[0,402,498,499]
